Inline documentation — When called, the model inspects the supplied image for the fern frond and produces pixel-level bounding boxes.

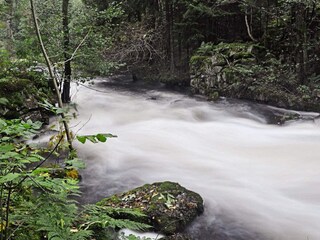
[81,204,151,232]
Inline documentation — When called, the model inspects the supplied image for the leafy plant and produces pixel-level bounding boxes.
[81,205,150,231]
[76,133,117,144]
[0,118,91,239]
[0,117,147,240]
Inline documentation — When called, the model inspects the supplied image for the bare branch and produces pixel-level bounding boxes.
[54,29,91,67]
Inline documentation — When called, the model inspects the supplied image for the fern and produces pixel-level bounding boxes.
[80,205,151,232]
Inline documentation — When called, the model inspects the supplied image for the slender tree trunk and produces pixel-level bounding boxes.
[293,3,307,84]
[164,0,170,59]
[4,0,14,54]
[0,186,4,240]
[166,0,175,74]
[62,0,71,103]
[4,187,11,240]
[30,0,73,150]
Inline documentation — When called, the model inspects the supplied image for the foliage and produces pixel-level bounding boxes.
[0,54,53,120]
[76,133,117,144]
[190,40,320,111]
[81,205,150,231]
[0,117,146,239]
[0,118,91,239]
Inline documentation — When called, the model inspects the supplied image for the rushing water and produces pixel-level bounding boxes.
[70,78,320,240]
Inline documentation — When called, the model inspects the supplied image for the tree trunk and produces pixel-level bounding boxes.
[4,0,14,54]
[169,1,175,74]
[164,0,174,74]
[293,3,307,84]
[30,0,73,151]
[62,0,71,103]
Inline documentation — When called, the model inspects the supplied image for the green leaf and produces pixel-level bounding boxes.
[76,136,87,144]
[65,158,86,169]
[96,134,107,142]
[76,133,117,144]
[32,121,43,130]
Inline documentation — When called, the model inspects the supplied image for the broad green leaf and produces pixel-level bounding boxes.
[96,134,107,142]
[76,136,86,144]
[23,123,32,129]
[77,133,117,144]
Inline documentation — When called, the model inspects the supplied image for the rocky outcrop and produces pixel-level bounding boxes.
[190,42,320,112]
[98,181,204,236]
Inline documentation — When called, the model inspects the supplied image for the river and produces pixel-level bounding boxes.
[71,78,320,240]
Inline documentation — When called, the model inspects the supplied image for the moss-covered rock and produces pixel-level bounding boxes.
[98,181,204,235]
[190,42,320,112]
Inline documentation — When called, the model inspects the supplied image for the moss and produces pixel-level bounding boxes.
[157,181,180,191]
[97,181,204,235]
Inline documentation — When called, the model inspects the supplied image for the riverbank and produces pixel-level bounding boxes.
[187,42,320,113]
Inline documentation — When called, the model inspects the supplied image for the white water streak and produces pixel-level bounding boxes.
[72,80,320,240]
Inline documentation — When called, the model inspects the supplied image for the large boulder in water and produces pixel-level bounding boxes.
[98,181,204,235]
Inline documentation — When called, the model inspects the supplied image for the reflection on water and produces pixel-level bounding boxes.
[72,79,320,240]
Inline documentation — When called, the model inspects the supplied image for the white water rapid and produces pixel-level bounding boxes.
[71,78,320,240]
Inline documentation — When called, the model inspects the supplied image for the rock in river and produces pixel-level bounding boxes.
[98,181,204,235]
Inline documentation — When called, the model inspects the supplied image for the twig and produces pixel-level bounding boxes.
[73,114,92,140]
[54,29,91,67]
